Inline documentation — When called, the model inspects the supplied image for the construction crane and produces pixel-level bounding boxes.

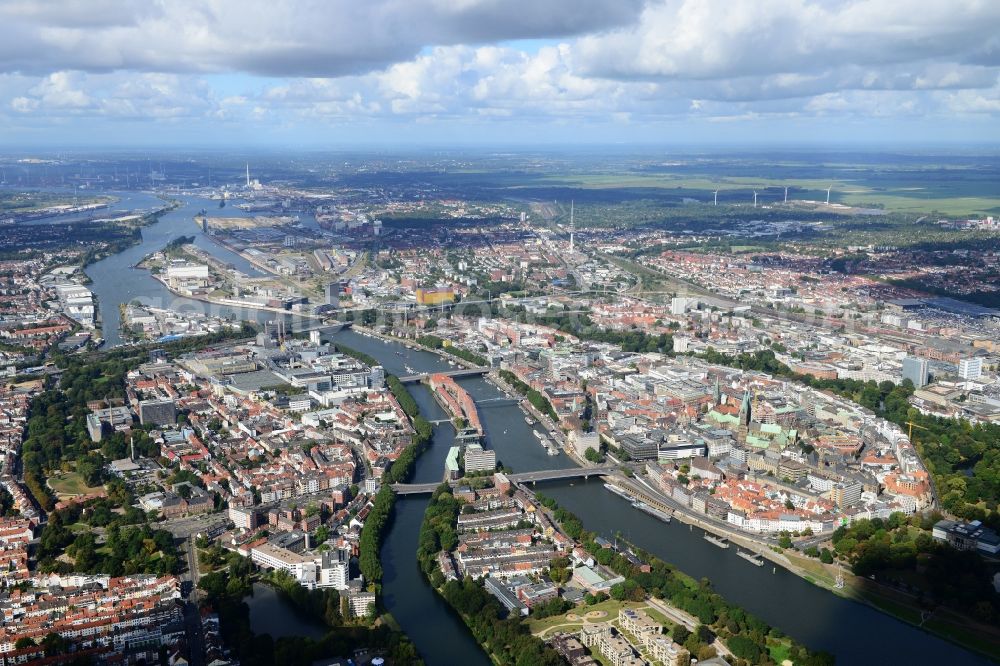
[905,421,929,441]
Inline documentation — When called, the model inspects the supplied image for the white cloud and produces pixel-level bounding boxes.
[3,71,223,121]
[575,0,1000,81]
[0,0,643,77]
[10,96,37,113]
[0,0,997,139]
[30,72,91,109]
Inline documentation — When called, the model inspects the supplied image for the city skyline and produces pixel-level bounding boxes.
[1,0,999,147]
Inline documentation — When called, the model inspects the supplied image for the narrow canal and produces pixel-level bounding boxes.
[330,329,493,665]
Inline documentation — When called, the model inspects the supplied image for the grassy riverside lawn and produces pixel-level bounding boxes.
[782,549,1000,662]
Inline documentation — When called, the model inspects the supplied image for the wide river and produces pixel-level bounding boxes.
[78,192,989,665]
[327,330,990,666]
[79,191,325,346]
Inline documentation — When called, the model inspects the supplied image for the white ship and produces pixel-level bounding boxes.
[634,501,672,523]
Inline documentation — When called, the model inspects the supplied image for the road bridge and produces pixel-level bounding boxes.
[398,367,489,383]
[392,465,618,495]
[476,397,520,406]
[291,321,353,334]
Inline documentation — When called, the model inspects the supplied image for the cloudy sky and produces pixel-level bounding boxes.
[2,0,999,147]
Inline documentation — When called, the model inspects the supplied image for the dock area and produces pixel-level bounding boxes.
[737,550,765,566]
[704,533,730,549]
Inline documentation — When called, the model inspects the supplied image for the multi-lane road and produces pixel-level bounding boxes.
[162,511,229,666]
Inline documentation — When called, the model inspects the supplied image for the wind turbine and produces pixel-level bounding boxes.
[825,186,832,205]
[713,190,719,206]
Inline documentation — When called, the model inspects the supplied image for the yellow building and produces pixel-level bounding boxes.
[416,287,455,305]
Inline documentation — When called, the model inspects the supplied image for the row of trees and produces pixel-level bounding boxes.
[831,513,999,624]
[498,370,558,421]
[387,374,419,418]
[358,486,394,589]
[332,342,379,368]
[413,334,488,366]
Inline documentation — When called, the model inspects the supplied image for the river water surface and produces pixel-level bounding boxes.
[82,192,311,345]
[327,330,991,666]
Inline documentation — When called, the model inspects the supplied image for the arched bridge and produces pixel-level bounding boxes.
[392,465,619,495]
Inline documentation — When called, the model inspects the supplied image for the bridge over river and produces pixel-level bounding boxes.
[392,465,619,495]
[397,367,489,383]
[290,320,353,334]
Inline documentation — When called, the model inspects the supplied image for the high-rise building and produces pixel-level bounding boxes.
[902,356,929,388]
[830,480,863,508]
[138,399,176,426]
[325,282,340,307]
[370,365,385,388]
[319,549,350,589]
[959,357,983,381]
[464,444,496,472]
[670,296,697,316]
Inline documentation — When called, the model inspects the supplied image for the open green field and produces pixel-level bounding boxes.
[0,191,112,213]
[837,192,1000,216]
[528,597,634,637]
[47,470,104,498]
[331,153,1000,223]
[532,169,1000,217]
[768,639,793,664]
